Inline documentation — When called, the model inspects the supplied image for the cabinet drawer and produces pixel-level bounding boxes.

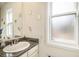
[28,45,38,56]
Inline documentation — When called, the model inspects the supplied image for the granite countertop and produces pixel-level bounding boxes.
[0,37,39,57]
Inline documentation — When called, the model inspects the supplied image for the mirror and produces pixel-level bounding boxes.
[0,2,23,39]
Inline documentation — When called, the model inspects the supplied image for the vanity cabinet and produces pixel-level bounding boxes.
[20,45,38,57]
[28,45,38,57]
[20,52,28,57]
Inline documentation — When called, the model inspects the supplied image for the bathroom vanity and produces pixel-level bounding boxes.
[0,37,39,57]
[20,45,38,57]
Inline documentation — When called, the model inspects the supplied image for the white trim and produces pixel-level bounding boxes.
[52,12,76,18]
[47,2,79,50]
[47,40,79,50]
[74,2,79,47]
[52,38,76,45]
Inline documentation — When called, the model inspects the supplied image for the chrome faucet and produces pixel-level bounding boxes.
[10,39,19,45]
[13,39,19,44]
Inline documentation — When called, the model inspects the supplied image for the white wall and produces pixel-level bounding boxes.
[22,3,44,38]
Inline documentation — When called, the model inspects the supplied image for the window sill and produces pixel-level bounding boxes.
[47,40,79,51]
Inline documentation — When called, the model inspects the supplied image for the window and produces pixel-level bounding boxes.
[52,14,75,41]
[6,8,13,37]
[48,2,79,48]
[52,2,76,15]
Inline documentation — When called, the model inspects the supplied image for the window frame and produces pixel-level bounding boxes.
[47,2,79,49]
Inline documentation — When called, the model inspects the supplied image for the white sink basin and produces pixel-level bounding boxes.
[3,41,30,53]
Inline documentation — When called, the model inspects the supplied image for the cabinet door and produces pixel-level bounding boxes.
[20,52,28,57]
[28,45,38,57]
[30,51,38,57]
